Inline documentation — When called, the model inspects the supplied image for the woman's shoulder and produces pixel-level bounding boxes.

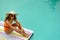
[4,20,10,24]
[4,21,9,26]
[5,20,8,23]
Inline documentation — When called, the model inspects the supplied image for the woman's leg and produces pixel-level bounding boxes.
[11,23,28,37]
[11,26,28,37]
[12,23,25,33]
[4,27,13,34]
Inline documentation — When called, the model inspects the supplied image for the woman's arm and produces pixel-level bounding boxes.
[15,20,25,33]
[5,20,13,28]
[5,20,22,32]
[15,20,22,30]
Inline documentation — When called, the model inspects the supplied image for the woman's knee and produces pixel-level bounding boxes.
[12,23,17,27]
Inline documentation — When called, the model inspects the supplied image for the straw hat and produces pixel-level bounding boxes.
[6,11,18,15]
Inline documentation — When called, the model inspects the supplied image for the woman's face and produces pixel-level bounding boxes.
[9,14,15,20]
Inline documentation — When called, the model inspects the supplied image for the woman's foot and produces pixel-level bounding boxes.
[23,33,29,38]
[20,29,30,38]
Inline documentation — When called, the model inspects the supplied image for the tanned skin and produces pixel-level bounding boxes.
[4,14,29,38]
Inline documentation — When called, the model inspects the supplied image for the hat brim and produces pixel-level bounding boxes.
[6,13,18,15]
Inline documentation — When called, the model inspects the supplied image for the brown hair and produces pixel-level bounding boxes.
[5,13,17,21]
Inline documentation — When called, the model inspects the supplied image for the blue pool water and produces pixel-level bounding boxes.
[0,0,60,40]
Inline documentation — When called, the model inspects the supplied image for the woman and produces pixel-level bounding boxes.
[4,11,28,38]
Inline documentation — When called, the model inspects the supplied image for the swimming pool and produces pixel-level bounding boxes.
[0,0,60,40]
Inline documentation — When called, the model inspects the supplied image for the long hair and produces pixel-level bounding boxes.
[4,14,17,21]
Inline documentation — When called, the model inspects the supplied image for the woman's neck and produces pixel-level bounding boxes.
[8,19,13,24]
